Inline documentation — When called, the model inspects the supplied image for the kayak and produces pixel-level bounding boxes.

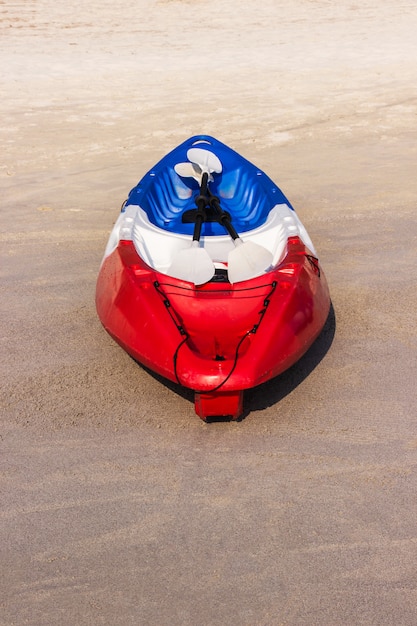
[96,135,331,421]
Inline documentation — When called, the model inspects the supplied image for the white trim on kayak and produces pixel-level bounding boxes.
[100,203,317,278]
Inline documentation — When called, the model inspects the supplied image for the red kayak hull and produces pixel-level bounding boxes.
[96,235,330,420]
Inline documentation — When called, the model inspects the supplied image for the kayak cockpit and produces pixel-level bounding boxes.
[124,136,289,236]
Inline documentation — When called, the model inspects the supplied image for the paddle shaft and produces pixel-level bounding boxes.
[192,172,209,242]
[208,193,240,241]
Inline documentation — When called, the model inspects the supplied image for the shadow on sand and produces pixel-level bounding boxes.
[136,303,336,422]
[244,302,336,418]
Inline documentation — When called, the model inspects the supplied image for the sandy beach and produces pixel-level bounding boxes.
[2,1,417,624]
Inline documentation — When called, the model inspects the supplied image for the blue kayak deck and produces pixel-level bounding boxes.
[125,135,293,236]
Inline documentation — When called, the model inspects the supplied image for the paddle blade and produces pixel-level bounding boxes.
[174,162,202,183]
[187,148,222,176]
[227,240,273,284]
[167,245,215,285]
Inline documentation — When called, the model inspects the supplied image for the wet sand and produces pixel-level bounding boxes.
[1,1,417,624]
